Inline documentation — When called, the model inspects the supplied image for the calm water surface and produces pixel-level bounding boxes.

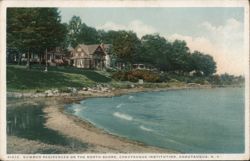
[7,98,87,154]
[65,88,245,153]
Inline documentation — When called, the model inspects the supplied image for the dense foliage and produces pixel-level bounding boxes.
[67,16,100,47]
[112,70,160,82]
[7,9,218,77]
[64,16,217,76]
[7,8,67,68]
[6,9,244,93]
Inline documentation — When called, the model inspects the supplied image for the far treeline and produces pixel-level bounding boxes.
[7,8,244,86]
[67,16,217,77]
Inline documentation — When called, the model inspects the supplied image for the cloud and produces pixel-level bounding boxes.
[96,18,244,75]
[168,34,244,75]
[96,20,156,38]
[200,18,243,51]
[168,18,244,75]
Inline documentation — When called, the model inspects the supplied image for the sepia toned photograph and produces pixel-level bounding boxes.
[0,0,249,160]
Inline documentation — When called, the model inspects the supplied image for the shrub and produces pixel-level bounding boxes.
[112,69,160,83]
[106,68,117,73]
[112,71,127,81]
[159,73,171,82]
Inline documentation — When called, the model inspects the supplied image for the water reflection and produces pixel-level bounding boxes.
[7,98,87,153]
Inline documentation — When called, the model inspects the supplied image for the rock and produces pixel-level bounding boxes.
[78,90,88,95]
[96,84,103,90]
[47,93,54,97]
[72,88,77,93]
[60,93,70,96]
[138,79,144,84]
[66,87,78,94]
[45,90,51,94]
[87,87,92,91]
[130,84,135,88]
[100,87,109,92]
[33,93,46,97]
[52,89,59,94]
[7,92,22,98]
[82,87,88,91]
[45,90,53,97]
[22,93,33,97]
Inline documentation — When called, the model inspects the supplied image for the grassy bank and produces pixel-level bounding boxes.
[7,65,190,93]
[7,65,243,93]
[7,65,111,92]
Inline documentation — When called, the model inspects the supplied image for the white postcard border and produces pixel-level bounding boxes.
[0,0,249,161]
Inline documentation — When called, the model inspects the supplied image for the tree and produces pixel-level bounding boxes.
[111,30,141,64]
[97,30,109,44]
[7,8,67,70]
[77,23,100,45]
[60,23,71,50]
[68,16,101,47]
[139,34,172,71]
[37,8,67,71]
[37,8,67,47]
[7,8,42,68]
[170,40,191,73]
[68,16,82,48]
[190,51,217,76]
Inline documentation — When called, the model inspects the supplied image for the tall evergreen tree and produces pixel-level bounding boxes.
[190,51,217,76]
[111,30,141,64]
[77,23,100,45]
[68,16,82,48]
[170,40,191,73]
[139,34,172,71]
[7,8,67,69]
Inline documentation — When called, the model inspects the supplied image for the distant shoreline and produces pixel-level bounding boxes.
[7,83,229,99]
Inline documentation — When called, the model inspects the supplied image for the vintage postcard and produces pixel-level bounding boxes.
[0,0,249,160]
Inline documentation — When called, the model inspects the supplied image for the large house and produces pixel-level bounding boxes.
[71,43,110,70]
[7,47,70,66]
[7,43,111,70]
[47,47,70,66]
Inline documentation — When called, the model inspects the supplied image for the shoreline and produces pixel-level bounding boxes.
[7,88,181,153]
[7,82,244,99]
[7,85,243,153]
[43,97,177,153]
[7,83,214,99]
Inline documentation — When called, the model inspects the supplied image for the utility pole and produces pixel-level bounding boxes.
[26,48,30,69]
[45,48,48,72]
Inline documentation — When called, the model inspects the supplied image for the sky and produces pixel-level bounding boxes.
[59,7,245,75]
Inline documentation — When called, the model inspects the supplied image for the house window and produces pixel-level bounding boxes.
[77,48,81,52]
[81,59,84,67]
[56,47,60,52]
[85,59,89,68]
[77,60,79,67]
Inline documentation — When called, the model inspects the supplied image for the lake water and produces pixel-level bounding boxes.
[65,88,245,153]
[7,98,87,153]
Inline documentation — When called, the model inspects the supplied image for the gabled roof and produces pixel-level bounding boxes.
[78,44,100,55]
[76,43,110,55]
[47,47,66,55]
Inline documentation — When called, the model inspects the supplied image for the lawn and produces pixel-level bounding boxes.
[7,65,112,92]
